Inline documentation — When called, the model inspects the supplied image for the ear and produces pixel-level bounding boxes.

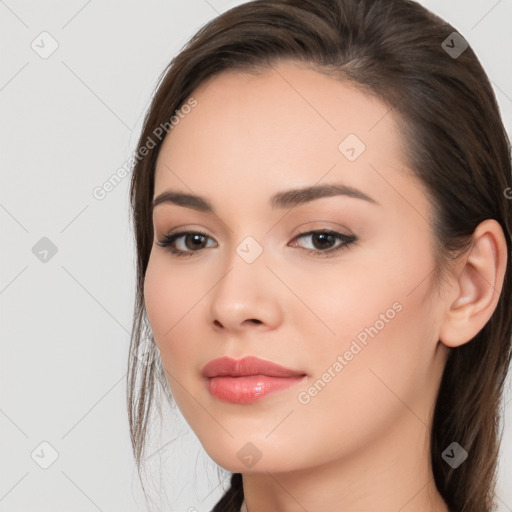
[439,219,508,348]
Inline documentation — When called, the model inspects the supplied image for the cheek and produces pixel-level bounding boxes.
[144,253,193,337]
[290,239,428,346]
[143,253,206,381]
[299,235,439,413]
[144,255,184,365]
[279,294,438,469]
[143,255,168,336]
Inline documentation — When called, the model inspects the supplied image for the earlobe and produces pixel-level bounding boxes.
[439,219,508,348]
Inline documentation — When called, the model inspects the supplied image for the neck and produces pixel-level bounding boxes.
[241,411,449,512]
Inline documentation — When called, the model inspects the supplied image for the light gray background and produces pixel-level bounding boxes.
[1,1,511,511]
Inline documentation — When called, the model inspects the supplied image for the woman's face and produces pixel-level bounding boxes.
[144,60,451,473]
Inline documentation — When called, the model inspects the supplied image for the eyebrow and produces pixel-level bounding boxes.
[152,182,379,213]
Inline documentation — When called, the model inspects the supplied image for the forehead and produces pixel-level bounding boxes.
[153,60,412,208]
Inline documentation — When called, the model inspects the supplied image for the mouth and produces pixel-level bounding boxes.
[201,356,308,404]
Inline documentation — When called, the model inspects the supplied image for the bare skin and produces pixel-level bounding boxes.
[143,60,507,512]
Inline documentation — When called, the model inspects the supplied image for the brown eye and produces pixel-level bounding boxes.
[290,230,357,256]
[156,230,217,257]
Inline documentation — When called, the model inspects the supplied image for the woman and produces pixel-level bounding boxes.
[127,0,512,510]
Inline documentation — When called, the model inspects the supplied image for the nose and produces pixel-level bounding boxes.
[212,317,262,328]
[208,254,284,333]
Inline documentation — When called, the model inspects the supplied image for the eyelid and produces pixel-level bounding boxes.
[289,220,354,238]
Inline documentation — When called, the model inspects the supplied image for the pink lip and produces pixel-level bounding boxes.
[201,356,307,404]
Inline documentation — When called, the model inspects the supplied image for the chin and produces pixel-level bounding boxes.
[203,441,302,475]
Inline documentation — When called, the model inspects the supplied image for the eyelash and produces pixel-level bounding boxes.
[156,229,357,258]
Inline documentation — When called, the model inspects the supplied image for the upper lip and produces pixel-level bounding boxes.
[201,356,306,378]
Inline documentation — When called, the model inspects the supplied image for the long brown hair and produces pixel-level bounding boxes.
[127,1,512,510]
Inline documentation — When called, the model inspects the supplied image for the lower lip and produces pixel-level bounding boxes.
[207,375,306,404]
